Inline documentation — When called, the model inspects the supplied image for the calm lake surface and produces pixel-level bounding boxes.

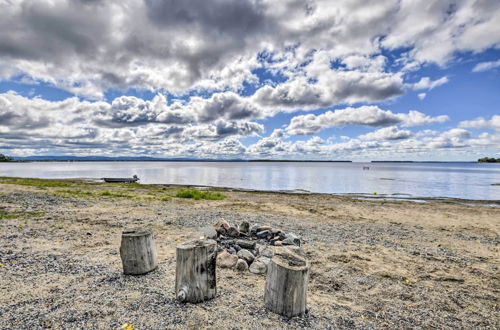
[1,161,500,200]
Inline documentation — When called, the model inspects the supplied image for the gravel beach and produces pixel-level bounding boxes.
[0,178,499,329]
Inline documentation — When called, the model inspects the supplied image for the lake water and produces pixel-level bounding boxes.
[1,161,500,200]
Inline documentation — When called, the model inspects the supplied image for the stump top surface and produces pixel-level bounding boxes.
[177,238,217,249]
[122,228,152,237]
[273,249,308,270]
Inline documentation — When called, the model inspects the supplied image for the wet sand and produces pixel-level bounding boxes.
[0,179,499,329]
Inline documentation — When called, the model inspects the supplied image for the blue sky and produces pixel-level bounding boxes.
[0,0,499,160]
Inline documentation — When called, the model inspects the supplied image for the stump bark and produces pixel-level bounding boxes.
[119,228,158,275]
[175,239,217,303]
[264,248,310,317]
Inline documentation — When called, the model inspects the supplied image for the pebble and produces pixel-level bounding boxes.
[239,221,250,234]
[250,224,260,234]
[235,259,249,271]
[249,258,267,274]
[256,230,270,239]
[235,239,256,250]
[226,226,240,237]
[260,247,274,258]
[217,250,238,268]
[282,233,301,246]
[237,249,255,264]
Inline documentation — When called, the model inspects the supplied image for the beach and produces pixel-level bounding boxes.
[0,178,499,329]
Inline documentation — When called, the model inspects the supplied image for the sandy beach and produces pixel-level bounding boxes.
[0,178,499,329]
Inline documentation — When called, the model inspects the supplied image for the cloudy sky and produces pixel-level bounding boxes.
[0,0,499,160]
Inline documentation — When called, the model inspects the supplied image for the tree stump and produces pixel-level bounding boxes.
[264,248,310,317]
[119,228,158,275]
[175,239,217,303]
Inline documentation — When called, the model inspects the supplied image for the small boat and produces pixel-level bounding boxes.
[102,175,139,183]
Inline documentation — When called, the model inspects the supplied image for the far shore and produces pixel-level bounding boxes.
[0,177,499,328]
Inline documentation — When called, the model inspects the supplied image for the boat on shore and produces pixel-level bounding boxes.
[102,175,139,183]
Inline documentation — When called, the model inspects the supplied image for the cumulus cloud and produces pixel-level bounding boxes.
[359,126,413,140]
[396,110,449,127]
[285,106,448,135]
[472,59,500,72]
[459,115,500,131]
[0,0,498,100]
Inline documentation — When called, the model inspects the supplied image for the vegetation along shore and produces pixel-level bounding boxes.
[0,177,498,329]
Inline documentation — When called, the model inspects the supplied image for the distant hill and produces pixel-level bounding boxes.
[10,156,353,162]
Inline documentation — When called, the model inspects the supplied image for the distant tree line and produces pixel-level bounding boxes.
[0,153,14,162]
[478,157,500,163]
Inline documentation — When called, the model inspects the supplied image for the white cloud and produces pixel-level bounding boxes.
[459,115,500,131]
[412,76,449,90]
[472,59,500,72]
[396,110,449,127]
[418,93,427,100]
[286,106,448,135]
[359,126,413,140]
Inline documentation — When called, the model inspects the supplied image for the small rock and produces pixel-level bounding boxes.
[256,230,270,239]
[228,247,237,255]
[249,258,268,274]
[226,226,240,237]
[237,249,255,264]
[278,232,286,240]
[235,239,256,250]
[239,221,250,233]
[217,250,238,268]
[282,233,301,246]
[257,225,272,232]
[274,241,283,246]
[258,256,271,266]
[109,250,118,255]
[235,259,249,271]
[199,226,217,239]
[270,236,281,245]
[260,247,275,258]
[233,244,241,252]
[214,219,230,234]
[250,224,260,234]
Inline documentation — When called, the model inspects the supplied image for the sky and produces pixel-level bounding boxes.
[0,0,499,161]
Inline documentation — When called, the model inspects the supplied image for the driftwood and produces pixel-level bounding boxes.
[175,239,217,303]
[119,228,158,275]
[264,248,310,317]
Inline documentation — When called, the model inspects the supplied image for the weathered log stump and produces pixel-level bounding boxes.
[119,228,158,275]
[175,239,217,303]
[264,248,310,317]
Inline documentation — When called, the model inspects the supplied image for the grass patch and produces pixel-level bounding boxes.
[0,209,45,220]
[0,209,18,220]
[54,188,134,199]
[175,188,226,200]
[0,177,75,188]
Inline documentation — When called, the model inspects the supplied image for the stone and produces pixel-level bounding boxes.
[235,259,249,271]
[260,247,275,258]
[271,228,281,235]
[274,241,283,246]
[278,232,286,240]
[239,221,250,233]
[256,230,270,239]
[237,249,255,264]
[214,219,231,230]
[249,258,268,274]
[228,247,237,255]
[250,224,260,234]
[226,226,240,237]
[217,250,238,268]
[257,225,272,232]
[235,239,256,250]
[259,256,271,265]
[282,233,301,246]
[199,226,217,240]
[270,236,281,246]
[234,244,241,252]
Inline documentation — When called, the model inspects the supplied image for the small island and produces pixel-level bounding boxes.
[0,153,14,162]
[478,157,500,163]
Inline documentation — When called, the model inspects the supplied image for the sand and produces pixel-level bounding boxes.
[0,180,498,329]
